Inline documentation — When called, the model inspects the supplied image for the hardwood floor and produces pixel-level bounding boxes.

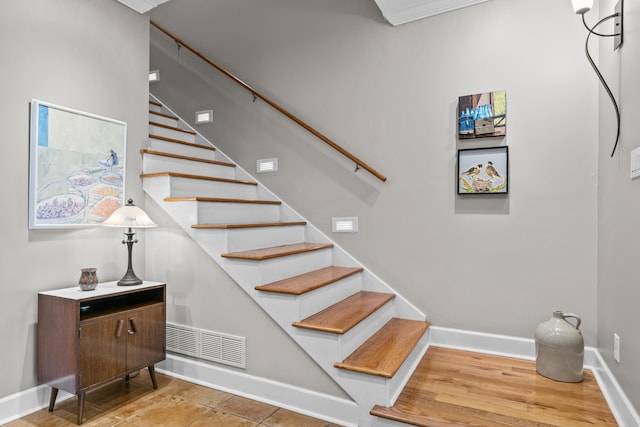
[371,346,618,427]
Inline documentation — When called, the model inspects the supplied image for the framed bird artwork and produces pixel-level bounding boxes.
[457,146,508,194]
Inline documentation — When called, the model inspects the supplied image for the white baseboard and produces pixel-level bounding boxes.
[156,355,359,427]
[0,385,73,425]
[427,326,640,427]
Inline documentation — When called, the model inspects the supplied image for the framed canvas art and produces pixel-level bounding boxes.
[29,100,127,229]
[457,146,508,194]
[458,90,506,139]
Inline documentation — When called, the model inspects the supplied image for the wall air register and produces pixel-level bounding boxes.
[166,323,246,369]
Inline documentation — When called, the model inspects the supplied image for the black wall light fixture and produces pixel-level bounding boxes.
[572,0,623,157]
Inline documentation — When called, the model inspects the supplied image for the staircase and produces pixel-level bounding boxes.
[142,96,430,427]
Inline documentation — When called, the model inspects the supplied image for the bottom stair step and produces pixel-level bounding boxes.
[335,318,429,378]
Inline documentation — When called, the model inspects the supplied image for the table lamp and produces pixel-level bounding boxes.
[102,198,157,286]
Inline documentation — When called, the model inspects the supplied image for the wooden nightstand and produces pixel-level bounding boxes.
[37,281,166,425]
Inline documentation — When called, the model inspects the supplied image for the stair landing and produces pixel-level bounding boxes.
[371,346,617,427]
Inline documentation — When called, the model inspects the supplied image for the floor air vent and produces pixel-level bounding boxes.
[166,322,246,369]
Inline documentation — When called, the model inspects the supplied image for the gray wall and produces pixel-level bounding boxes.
[0,0,149,398]
[597,0,640,411]
[148,0,607,401]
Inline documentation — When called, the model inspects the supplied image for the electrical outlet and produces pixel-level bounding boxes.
[614,0,623,51]
[631,147,640,178]
[614,333,620,363]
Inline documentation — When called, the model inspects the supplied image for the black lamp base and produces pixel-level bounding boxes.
[117,268,143,286]
[118,228,143,286]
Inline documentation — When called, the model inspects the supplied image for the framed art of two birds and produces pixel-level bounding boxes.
[457,147,508,194]
[457,90,508,195]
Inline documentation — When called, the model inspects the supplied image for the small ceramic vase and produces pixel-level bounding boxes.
[535,310,584,382]
[79,268,99,291]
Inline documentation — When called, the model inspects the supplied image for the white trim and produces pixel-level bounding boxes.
[428,326,640,427]
[157,354,359,427]
[0,385,73,425]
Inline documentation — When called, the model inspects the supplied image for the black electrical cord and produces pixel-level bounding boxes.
[582,13,621,157]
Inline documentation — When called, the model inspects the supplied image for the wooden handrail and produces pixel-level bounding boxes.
[150,20,387,182]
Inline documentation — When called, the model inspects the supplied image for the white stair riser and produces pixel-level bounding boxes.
[149,138,216,161]
[197,202,281,224]
[385,335,429,407]
[149,113,178,127]
[372,418,409,427]
[296,273,363,320]
[149,123,196,143]
[168,177,257,199]
[257,249,334,285]
[292,326,391,408]
[333,370,391,421]
[265,297,394,371]
[149,103,162,113]
[224,225,306,253]
[220,249,334,293]
[143,154,237,180]
[291,327,343,375]
[336,299,395,361]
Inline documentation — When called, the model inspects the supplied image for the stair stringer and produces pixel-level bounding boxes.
[144,95,429,426]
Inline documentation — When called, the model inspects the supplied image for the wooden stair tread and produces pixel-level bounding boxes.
[141,149,235,167]
[334,318,429,378]
[149,110,179,121]
[255,266,363,295]
[149,100,162,107]
[149,120,196,135]
[221,242,333,260]
[164,196,281,205]
[193,221,306,229]
[141,172,256,186]
[292,291,395,334]
[149,134,216,151]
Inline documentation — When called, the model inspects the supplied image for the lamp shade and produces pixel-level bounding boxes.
[572,0,593,14]
[102,199,157,228]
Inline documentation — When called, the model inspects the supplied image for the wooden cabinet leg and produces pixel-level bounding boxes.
[77,392,86,425]
[148,365,158,389]
[48,387,59,412]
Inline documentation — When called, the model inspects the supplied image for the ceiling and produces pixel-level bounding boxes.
[373,0,492,25]
[116,0,170,14]
[116,0,492,25]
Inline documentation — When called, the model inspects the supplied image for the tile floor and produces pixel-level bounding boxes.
[3,370,342,427]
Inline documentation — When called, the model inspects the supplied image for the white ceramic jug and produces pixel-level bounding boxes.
[535,310,584,382]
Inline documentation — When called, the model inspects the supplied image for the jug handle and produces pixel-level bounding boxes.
[562,313,581,329]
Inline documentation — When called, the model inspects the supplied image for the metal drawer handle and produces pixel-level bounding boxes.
[128,317,138,335]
